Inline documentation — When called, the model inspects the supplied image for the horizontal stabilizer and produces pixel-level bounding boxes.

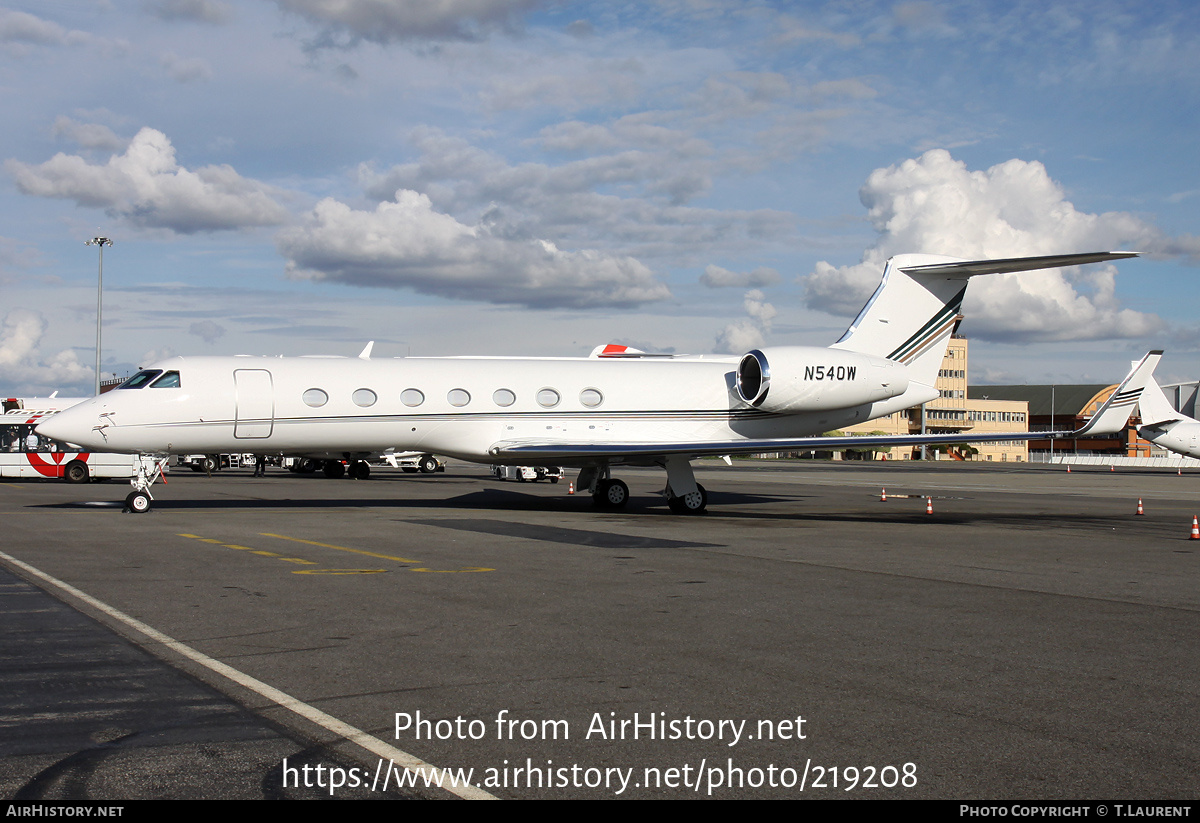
[1070,350,1162,437]
[899,251,1138,279]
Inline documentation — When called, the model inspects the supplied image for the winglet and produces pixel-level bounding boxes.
[358,341,374,360]
[1070,350,1162,437]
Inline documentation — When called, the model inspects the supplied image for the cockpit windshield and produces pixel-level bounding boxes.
[117,369,163,389]
[150,371,181,388]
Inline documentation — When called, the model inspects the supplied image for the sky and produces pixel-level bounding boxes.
[1,0,1198,395]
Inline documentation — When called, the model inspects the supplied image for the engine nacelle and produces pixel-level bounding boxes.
[736,346,910,413]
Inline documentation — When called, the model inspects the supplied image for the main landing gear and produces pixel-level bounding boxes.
[578,455,708,514]
[124,455,169,514]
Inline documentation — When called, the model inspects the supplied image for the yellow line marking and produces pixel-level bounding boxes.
[223,545,256,551]
[280,558,317,564]
[177,533,203,538]
[250,551,281,557]
[292,569,388,575]
[410,567,496,573]
[260,533,421,564]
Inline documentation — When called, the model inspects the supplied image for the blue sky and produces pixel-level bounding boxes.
[1,0,1198,394]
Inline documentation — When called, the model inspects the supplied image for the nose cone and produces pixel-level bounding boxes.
[36,401,108,450]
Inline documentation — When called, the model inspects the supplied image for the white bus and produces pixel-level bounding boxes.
[0,402,158,483]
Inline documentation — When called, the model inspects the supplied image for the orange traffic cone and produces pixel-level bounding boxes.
[881,488,887,502]
[1191,516,1199,540]
[925,497,933,514]
[1111,465,1115,472]
[1067,465,1071,472]
[1136,498,1144,516]
[568,482,574,495]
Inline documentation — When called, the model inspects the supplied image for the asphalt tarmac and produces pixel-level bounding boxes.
[1,459,1197,800]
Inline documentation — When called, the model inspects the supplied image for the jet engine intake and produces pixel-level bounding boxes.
[736,347,909,412]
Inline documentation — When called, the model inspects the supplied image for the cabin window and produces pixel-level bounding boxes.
[353,388,377,407]
[537,388,560,408]
[579,388,603,408]
[401,389,424,407]
[448,389,471,407]
[303,388,328,408]
[149,371,181,388]
[117,370,162,390]
[493,389,516,407]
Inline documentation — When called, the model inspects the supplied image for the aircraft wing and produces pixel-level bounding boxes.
[489,430,1053,462]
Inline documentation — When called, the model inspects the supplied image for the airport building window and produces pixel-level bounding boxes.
[493,389,516,407]
[303,388,328,407]
[537,388,560,408]
[353,388,377,407]
[150,371,181,388]
[448,389,471,407]
[580,388,603,408]
[401,389,424,407]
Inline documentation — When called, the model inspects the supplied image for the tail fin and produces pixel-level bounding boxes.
[1071,350,1162,436]
[832,251,1138,387]
[1137,375,1186,428]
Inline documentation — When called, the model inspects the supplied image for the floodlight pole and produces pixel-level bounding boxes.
[86,236,113,396]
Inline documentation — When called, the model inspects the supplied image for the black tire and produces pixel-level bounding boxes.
[419,455,438,474]
[593,479,629,510]
[323,460,346,479]
[350,461,371,480]
[668,483,707,514]
[125,491,151,514]
[298,458,318,473]
[64,461,89,484]
[549,476,560,484]
[202,455,219,473]
[402,467,418,473]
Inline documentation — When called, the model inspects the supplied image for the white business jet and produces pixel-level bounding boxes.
[1135,374,1200,458]
[38,251,1149,514]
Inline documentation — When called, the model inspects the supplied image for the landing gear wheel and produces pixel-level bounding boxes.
[668,483,707,514]
[298,458,318,473]
[64,461,89,484]
[349,460,371,480]
[593,478,630,510]
[323,460,346,479]
[125,490,151,514]
[419,455,438,473]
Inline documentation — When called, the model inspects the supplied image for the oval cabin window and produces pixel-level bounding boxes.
[303,389,328,408]
[537,388,560,408]
[493,389,516,407]
[448,389,471,407]
[580,388,603,408]
[401,389,424,407]
[352,388,377,407]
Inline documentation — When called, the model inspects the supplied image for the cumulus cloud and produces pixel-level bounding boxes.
[51,117,128,153]
[0,10,83,46]
[276,190,671,309]
[700,265,780,288]
[274,0,544,44]
[188,319,225,343]
[715,289,777,354]
[146,0,232,24]
[7,127,291,233]
[357,131,793,264]
[802,149,1167,342]
[0,310,92,393]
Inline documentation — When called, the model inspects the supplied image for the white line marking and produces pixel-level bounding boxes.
[0,549,496,801]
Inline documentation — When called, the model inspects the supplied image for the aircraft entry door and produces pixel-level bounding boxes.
[234,369,274,439]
